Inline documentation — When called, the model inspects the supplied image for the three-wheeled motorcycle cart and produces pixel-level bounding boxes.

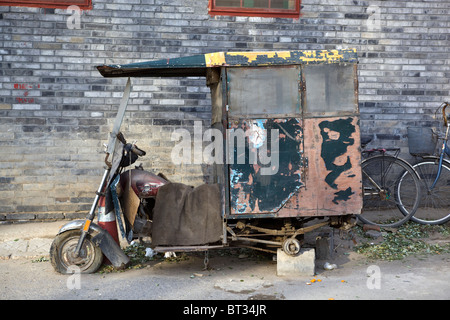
[51,49,362,273]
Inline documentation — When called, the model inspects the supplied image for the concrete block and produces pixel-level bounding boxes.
[276,248,315,277]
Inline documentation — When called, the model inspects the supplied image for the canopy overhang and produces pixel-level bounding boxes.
[97,49,358,78]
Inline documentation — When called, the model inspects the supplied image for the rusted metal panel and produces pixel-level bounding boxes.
[227,116,362,218]
[228,118,304,216]
[280,116,362,217]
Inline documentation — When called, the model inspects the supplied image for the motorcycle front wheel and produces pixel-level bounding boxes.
[50,230,103,274]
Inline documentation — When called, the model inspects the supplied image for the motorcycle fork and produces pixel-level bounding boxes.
[74,168,111,257]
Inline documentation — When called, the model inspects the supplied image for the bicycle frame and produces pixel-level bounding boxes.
[430,102,450,190]
[361,148,401,197]
[360,146,422,227]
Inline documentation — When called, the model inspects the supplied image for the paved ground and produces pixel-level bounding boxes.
[0,221,62,259]
[1,220,450,301]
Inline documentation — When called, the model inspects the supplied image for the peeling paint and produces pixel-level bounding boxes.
[333,187,355,205]
[205,49,357,68]
[280,117,362,217]
[229,118,304,215]
[319,118,356,190]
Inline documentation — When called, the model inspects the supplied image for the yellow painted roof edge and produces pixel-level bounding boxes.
[205,48,357,67]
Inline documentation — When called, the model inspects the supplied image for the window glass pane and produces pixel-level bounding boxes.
[303,64,356,114]
[271,0,295,9]
[215,0,240,7]
[244,0,269,8]
[227,66,300,116]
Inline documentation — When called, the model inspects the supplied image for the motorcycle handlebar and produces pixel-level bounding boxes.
[116,132,146,156]
[130,144,146,157]
[104,132,146,168]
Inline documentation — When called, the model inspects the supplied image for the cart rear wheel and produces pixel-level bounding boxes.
[50,230,103,274]
[283,238,301,256]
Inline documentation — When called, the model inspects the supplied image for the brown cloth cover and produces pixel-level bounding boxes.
[152,183,222,246]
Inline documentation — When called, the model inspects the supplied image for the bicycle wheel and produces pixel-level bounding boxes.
[409,159,450,225]
[360,155,421,228]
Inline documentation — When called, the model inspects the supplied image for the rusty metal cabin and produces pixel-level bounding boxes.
[98,49,362,251]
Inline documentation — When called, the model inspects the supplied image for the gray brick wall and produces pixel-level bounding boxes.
[0,0,449,221]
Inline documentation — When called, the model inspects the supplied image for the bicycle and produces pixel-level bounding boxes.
[358,136,422,228]
[403,102,450,225]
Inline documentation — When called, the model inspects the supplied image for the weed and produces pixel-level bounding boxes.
[354,222,450,261]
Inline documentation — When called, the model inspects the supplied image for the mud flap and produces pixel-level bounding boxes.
[92,229,130,269]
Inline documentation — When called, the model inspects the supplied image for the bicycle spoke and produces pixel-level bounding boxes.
[360,155,421,228]
[411,160,450,225]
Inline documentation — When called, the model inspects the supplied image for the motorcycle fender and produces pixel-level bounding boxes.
[56,220,130,269]
[91,230,130,269]
[57,219,103,236]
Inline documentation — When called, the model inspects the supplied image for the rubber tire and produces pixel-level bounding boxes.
[410,160,450,225]
[360,155,421,228]
[50,230,103,274]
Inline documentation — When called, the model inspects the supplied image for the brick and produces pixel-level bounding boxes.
[6,213,36,220]
[35,212,64,220]
[64,212,87,220]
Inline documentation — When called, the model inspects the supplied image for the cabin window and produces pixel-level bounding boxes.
[227,66,301,117]
[302,64,357,116]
